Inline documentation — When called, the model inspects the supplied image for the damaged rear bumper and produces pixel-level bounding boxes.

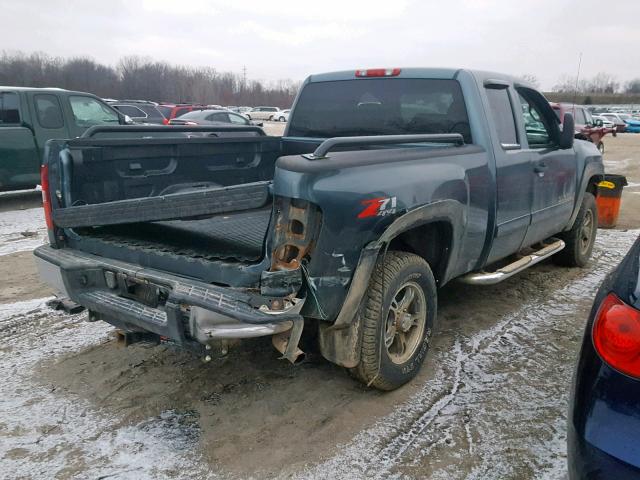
[34,245,304,343]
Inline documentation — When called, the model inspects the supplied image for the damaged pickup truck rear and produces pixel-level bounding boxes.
[35,68,604,390]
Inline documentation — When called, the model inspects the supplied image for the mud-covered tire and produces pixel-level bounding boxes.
[553,192,598,267]
[349,251,436,391]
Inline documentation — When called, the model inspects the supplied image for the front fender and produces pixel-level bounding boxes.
[565,149,604,231]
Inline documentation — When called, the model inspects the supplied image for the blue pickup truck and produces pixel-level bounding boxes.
[34,68,604,390]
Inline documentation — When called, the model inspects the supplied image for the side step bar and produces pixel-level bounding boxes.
[459,239,565,286]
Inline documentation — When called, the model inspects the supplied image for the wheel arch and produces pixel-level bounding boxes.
[565,162,604,231]
[387,220,453,287]
[318,200,464,368]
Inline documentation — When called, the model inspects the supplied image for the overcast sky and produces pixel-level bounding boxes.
[2,0,639,89]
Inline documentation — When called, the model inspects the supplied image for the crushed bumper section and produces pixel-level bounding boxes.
[34,245,302,343]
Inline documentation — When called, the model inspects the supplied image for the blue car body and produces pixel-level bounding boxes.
[625,119,640,133]
[568,235,640,478]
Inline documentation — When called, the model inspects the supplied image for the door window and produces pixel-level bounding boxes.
[485,88,518,146]
[206,112,230,123]
[228,113,249,125]
[0,92,21,125]
[34,94,64,129]
[114,105,147,118]
[69,96,119,127]
[573,107,586,124]
[517,93,553,147]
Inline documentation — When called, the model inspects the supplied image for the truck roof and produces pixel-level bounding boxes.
[305,67,534,89]
[0,86,98,96]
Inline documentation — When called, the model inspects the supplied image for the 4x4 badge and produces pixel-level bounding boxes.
[358,196,397,218]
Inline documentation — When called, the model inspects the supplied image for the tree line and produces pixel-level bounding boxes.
[3,51,638,106]
[0,51,299,107]
[521,72,640,95]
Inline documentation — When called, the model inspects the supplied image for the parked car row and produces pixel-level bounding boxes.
[106,100,293,125]
[599,112,640,133]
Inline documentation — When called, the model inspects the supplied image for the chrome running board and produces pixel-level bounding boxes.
[459,239,565,286]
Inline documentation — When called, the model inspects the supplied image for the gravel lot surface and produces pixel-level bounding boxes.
[0,132,638,479]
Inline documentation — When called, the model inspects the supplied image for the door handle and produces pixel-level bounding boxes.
[534,162,548,174]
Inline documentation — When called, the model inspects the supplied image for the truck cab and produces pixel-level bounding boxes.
[0,87,123,191]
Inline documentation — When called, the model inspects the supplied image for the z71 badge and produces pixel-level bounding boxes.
[357,196,397,218]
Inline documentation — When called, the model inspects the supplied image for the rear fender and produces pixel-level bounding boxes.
[319,200,464,367]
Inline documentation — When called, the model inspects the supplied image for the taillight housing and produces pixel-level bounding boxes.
[40,164,54,229]
[355,68,401,78]
[593,293,640,378]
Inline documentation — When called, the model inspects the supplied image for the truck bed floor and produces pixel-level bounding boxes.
[75,207,271,263]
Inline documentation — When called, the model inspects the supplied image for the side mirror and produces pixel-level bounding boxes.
[559,113,575,149]
[594,118,604,127]
[118,113,134,125]
[250,120,263,127]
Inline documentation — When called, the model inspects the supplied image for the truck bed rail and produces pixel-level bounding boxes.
[52,181,271,228]
[304,133,464,159]
[81,124,266,138]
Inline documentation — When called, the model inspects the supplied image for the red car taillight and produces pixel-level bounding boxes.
[40,164,54,229]
[593,293,640,378]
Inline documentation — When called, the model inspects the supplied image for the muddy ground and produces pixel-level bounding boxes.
[0,132,638,479]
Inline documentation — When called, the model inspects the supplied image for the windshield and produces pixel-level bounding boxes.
[620,114,631,120]
[69,96,119,127]
[288,78,471,143]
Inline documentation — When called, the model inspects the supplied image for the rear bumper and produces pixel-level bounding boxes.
[568,421,640,479]
[568,343,640,479]
[34,245,302,342]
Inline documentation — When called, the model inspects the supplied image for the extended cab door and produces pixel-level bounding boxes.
[483,82,533,264]
[0,91,40,191]
[516,88,577,246]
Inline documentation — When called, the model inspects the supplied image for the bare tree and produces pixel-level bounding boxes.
[518,74,540,88]
[625,79,640,95]
[583,72,619,94]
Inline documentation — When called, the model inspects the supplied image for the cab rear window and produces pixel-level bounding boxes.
[288,78,471,143]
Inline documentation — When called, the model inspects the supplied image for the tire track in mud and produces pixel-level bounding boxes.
[302,229,640,480]
[0,299,216,480]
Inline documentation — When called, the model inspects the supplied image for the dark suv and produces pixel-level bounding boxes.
[109,100,166,125]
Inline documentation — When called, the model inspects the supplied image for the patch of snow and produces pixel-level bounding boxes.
[0,297,217,479]
[0,207,47,256]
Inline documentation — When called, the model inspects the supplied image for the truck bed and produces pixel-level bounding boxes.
[46,129,282,285]
[75,207,271,262]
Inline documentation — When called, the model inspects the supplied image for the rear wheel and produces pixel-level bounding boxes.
[349,251,436,391]
[553,192,597,267]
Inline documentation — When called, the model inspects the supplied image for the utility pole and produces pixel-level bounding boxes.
[242,65,247,89]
